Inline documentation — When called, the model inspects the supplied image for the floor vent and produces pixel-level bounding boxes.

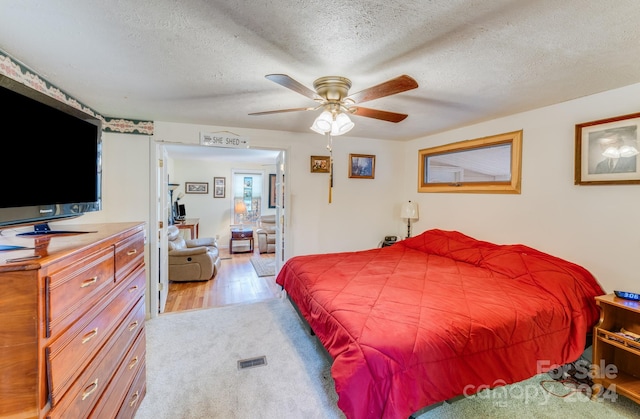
[237,356,267,370]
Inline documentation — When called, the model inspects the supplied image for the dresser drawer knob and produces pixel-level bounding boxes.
[129,390,140,407]
[80,276,98,288]
[81,328,99,344]
[128,321,139,332]
[127,249,137,256]
[128,356,139,370]
[128,285,139,293]
[81,378,99,400]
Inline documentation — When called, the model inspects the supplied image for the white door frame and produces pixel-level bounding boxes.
[147,140,170,318]
[148,142,288,317]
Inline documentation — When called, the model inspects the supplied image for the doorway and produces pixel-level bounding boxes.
[147,143,288,317]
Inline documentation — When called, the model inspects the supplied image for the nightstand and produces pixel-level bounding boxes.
[592,293,640,404]
[230,228,254,254]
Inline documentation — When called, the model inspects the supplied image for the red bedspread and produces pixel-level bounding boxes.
[276,230,604,419]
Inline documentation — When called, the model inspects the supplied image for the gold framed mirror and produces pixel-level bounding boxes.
[418,130,522,193]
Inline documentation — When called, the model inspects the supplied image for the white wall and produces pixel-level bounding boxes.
[402,82,640,293]
[58,132,150,226]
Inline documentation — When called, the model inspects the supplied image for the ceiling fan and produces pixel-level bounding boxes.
[249,74,419,136]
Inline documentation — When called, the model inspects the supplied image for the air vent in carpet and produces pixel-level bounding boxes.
[238,356,267,370]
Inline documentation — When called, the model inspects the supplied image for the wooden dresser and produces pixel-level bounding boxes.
[0,222,147,419]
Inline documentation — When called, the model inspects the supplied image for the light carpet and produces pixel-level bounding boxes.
[136,298,640,419]
[250,256,275,277]
[135,297,343,419]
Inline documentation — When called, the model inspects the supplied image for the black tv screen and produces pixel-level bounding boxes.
[0,75,102,230]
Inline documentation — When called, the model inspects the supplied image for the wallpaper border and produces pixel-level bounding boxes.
[0,50,153,135]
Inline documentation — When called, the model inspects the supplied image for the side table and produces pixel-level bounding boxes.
[175,218,199,239]
[230,228,254,254]
[592,293,640,404]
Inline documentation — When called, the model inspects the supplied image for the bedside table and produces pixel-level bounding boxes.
[230,228,254,254]
[592,293,640,404]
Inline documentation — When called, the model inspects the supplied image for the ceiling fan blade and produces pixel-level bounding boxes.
[265,74,320,101]
[350,106,409,123]
[346,75,418,104]
[249,107,315,116]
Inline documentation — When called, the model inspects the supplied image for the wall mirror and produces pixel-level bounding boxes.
[418,130,522,193]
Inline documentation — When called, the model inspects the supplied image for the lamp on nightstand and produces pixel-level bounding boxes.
[235,200,247,229]
[400,201,419,239]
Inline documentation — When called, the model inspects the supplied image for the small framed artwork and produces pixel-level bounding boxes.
[310,155,330,173]
[213,177,226,198]
[268,174,276,208]
[185,182,209,194]
[575,112,640,185]
[349,154,376,179]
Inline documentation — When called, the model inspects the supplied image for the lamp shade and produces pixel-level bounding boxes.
[331,112,354,136]
[310,110,355,136]
[234,201,247,213]
[400,201,419,219]
[310,110,333,134]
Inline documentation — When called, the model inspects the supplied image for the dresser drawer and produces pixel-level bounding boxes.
[231,229,253,239]
[90,329,146,419]
[47,266,146,406]
[115,230,145,283]
[47,294,145,419]
[47,246,115,338]
[116,361,146,419]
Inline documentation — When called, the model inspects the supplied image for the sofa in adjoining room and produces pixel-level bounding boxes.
[167,225,221,281]
[256,214,276,254]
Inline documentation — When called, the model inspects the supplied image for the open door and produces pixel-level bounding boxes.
[147,141,169,318]
[275,150,286,274]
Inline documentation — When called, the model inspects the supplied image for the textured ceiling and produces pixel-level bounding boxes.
[1,0,640,142]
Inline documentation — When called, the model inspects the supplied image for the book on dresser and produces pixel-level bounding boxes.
[0,222,147,419]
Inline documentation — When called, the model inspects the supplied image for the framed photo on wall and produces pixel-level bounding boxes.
[348,154,375,179]
[310,155,330,173]
[213,177,225,198]
[185,182,209,194]
[575,112,640,185]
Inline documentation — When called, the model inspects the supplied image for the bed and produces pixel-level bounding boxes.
[276,229,605,419]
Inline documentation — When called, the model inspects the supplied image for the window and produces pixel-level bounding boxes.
[418,130,522,194]
[232,171,263,226]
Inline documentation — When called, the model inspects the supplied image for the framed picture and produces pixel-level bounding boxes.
[575,112,640,185]
[268,174,276,208]
[185,182,209,194]
[213,177,225,198]
[349,154,376,179]
[310,155,330,173]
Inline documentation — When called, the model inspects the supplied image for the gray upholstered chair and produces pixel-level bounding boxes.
[255,214,276,254]
[167,225,221,281]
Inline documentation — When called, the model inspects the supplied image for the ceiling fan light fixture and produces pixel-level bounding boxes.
[310,110,333,133]
[309,124,327,135]
[332,112,354,135]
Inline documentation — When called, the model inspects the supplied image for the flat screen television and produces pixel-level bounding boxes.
[0,74,102,238]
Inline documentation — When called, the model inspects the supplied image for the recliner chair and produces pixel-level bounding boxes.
[167,225,221,281]
[255,214,276,254]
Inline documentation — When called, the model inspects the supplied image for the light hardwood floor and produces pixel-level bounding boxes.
[163,247,280,313]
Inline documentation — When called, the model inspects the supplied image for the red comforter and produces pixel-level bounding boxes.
[276,230,604,419]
